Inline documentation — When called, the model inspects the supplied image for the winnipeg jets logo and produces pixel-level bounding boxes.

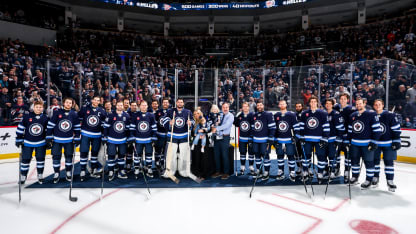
[159,118,164,126]
[114,121,125,133]
[175,117,185,128]
[328,116,332,121]
[58,120,72,132]
[380,123,386,135]
[339,117,344,123]
[87,115,99,127]
[307,117,319,129]
[254,120,263,131]
[240,121,250,132]
[138,121,149,133]
[29,123,43,136]
[278,121,289,132]
[352,120,364,133]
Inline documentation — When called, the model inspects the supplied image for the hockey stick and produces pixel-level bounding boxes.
[132,144,151,197]
[234,116,238,176]
[100,143,106,200]
[249,143,269,198]
[69,145,78,202]
[346,146,351,201]
[186,117,202,183]
[324,143,340,200]
[18,145,22,205]
[300,143,315,196]
[164,112,180,184]
[291,130,310,199]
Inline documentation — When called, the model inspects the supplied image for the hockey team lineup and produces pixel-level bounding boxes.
[2,92,415,234]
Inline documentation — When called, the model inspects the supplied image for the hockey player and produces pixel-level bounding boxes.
[154,98,170,171]
[294,102,304,175]
[46,97,81,183]
[125,100,138,172]
[103,100,131,180]
[78,95,107,181]
[373,99,401,191]
[334,93,355,181]
[347,97,382,189]
[251,101,275,181]
[298,96,330,181]
[234,102,255,175]
[274,100,299,181]
[15,101,48,184]
[130,100,157,178]
[162,98,193,178]
[324,98,345,180]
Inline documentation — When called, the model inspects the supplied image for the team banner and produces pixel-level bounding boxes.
[94,0,310,11]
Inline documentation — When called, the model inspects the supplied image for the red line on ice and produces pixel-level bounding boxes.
[272,193,348,212]
[258,199,322,234]
[50,188,121,234]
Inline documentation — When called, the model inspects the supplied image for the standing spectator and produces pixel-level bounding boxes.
[211,102,234,180]
[406,82,416,103]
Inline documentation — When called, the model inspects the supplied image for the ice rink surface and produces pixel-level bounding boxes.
[1,153,416,234]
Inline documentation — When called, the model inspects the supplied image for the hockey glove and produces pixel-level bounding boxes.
[101,137,108,145]
[248,138,253,149]
[73,138,80,147]
[15,140,23,148]
[46,138,53,149]
[368,142,378,151]
[319,139,328,149]
[391,142,401,151]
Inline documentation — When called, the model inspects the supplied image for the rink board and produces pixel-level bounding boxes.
[1,126,416,163]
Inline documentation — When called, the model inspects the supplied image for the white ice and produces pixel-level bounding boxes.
[1,153,416,234]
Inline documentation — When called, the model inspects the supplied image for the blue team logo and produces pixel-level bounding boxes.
[278,121,289,133]
[138,121,149,133]
[328,116,332,121]
[58,120,72,132]
[159,118,164,126]
[339,116,344,123]
[307,117,319,129]
[175,117,185,128]
[254,120,263,132]
[114,121,125,133]
[380,123,386,135]
[352,120,364,133]
[29,123,43,136]
[87,115,99,127]
[240,121,250,132]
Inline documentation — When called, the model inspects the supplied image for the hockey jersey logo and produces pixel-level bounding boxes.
[114,121,125,133]
[380,122,387,135]
[87,115,99,127]
[339,116,344,123]
[58,120,72,132]
[240,121,250,132]
[138,121,150,132]
[278,121,289,132]
[254,120,263,131]
[175,117,185,128]
[306,117,319,129]
[353,120,364,133]
[29,123,43,136]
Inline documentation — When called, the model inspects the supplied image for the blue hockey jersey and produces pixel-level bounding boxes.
[375,110,401,147]
[251,111,276,143]
[16,112,48,147]
[103,111,131,144]
[155,108,169,138]
[274,111,299,144]
[46,109,81,143]
[163,108,192,140]
[78,105,106,138]
[234,112,254,142]
[130,111,157,143]
[299,109,330,142]
[327,110,345,143]
[348,110,382,146]
[334,104,355,143]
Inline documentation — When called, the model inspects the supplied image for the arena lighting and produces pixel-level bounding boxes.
[296,47,325,53]
[92,0,312,11]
